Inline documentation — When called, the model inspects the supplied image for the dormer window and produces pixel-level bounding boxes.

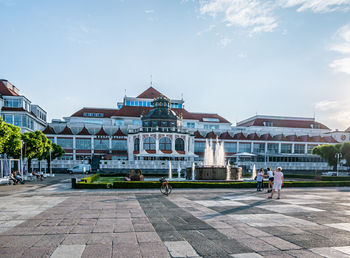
[83,113,104,117]
[264,121,273,127]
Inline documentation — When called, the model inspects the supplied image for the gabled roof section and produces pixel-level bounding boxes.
[137,86,164,99]
[233,132,246,140]
[273,134,288,141]
[71,108,116,118]
[0,80,19,96]
[42,125,56,134]
[260,134,273,141]
[247,133,259,140]
[59,126,73,135]
[194,130,204,139]
[96,127,108,136]
[113,128,126,137]
[220,132,234,140]
[206,131,217,139]
[77,127,91,135]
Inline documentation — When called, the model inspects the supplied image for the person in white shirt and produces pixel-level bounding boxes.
[268,167,284,199]
[267,167,274,193]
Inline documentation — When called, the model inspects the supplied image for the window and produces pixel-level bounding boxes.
[126,100,131,106]
[144,137,156,150]
[194,142,205,152]
[132,120,142,126]
[83,120,103,125]
[13,115,21,126]
[264,121,273,127]
[238,143,251,153]
[267,143,279,154]
[294,144,305,154]
[134,138,140,151]
[281,144,292,154]
[159,137,171,151]
[57,138,73,149]
[253,143,265,153]
[112,140,127,150]
[94,139,109,150]
[4,98,22,108]
[3,114,13,124]
[224,142,237,153]
[307,144,317,154]
[203,118,220,122]
[175,138,185,151]
[76,139,91,150]
[115,120,125,126]
[187,122,195,128]
[204,124,219,130]
[83,113,103,117]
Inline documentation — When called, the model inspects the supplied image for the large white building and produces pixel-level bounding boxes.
[43,86,350,173]
[0,79,47,132]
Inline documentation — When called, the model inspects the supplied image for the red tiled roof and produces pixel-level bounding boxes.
[286,135,298,142]
[96,127,108,136]
[71,108,116,118]
[233,132,246,140]
[42,125,56,134]
[77,127,91,135]
[260,134,274,141]
[238,118,329,130]
[322,136,338,143]
[137,87,164,99]
[0,80,19,96]
[247,133,260,140]
[185,112,231,124]
[59,126,73,135]
[272,134,288,141]
[1,107,26,112]
[194,130,204,139]
[206,131,217,139]
[220,132,234,140]
[114,106,151,117]
[297,135,311,142]
[113,128,126,137]
[346,126,350,132]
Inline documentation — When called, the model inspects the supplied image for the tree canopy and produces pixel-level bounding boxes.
[312,143,343,171]
[0,118,22,158]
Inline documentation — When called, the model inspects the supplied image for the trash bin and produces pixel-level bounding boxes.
[72,178,77,189]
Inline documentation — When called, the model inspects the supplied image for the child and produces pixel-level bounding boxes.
[267,167,274,193]
[268,167,283,199]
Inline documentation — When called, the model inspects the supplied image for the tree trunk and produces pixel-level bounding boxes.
[47,158,51,175]
[28,158,32,173]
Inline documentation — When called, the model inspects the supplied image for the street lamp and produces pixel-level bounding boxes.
[335,152,342,176]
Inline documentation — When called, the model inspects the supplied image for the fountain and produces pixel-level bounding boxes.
[191,162,195,181]
[186,137,242,181]
[168,161,172,179]
[251,164,257,180]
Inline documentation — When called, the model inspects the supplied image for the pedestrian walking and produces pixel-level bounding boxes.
[268,167,284,199]
[267,167,274,193]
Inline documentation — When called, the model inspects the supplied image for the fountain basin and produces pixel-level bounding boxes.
[185,166,242,181]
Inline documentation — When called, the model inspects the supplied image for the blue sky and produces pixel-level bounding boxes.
[1,0,350,130]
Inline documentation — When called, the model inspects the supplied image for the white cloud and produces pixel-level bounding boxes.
[218,37,232,47]
[314,100,339,111]
[278,0,350,13]
[314,99,350,130]
[196,24,216,36]
[200,0,278,35]
[198,0,350,36]
[145,9,155,14]
[330,23,350,74]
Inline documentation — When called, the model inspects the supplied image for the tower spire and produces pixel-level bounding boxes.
[150,75,153,87]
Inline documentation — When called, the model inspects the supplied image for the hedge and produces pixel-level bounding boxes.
[76,182,112,189]
[80,174,100,183]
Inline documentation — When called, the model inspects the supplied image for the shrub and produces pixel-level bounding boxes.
[80,174,100,183]
[76,182,112,189]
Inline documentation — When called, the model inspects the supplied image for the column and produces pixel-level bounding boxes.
[53,136,57,144]
[184,135,189,153]
[250,142,254,153]
[91,137,94,157]
[109,137,112,153]
[140,134,144,152]
[292,143,295,154]
[73,136,76,160]
[305,144,308,154]
[156,134,159,154]
[278,143,281,154]
[172,135,176,153]
[128,136,134,161]
[236,142,240,153]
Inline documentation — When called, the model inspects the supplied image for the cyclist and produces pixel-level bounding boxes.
[159,177,171,195]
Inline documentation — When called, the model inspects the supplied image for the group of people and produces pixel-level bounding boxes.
[9,171,24,185]
[256,167,284,199]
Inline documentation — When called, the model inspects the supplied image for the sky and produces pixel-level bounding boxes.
[1,0,350,130]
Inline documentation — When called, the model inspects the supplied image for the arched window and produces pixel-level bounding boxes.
[175,138,184,151]
[159,137,172,151]
[134,138,140,151]
[144,137,156,150]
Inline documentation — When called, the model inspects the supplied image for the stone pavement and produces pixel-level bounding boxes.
[1,180,350,257]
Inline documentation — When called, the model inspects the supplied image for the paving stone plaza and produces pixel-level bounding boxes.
[1,178,350,257]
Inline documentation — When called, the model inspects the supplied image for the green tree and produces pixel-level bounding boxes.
[0,118,20,155]
[41,142,64,173]
[2,123,22,158]
[340,142,350,166]
[21,131,49,172]
[312,144,342,171]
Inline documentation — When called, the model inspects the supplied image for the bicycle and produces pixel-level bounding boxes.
[159,177,172,196]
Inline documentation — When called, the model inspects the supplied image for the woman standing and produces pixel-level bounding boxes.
[267,168,274,193]
[268,167,283,199]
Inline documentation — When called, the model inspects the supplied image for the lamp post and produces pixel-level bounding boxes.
[49,149,52,176]
[20,140,23,177]
[335,153,342,176]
